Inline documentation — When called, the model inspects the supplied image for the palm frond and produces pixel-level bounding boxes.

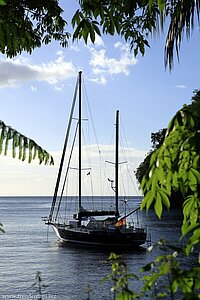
[0,120,54,165]
[165,0,200,69]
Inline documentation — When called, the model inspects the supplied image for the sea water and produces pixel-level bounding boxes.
[0,197,197,299]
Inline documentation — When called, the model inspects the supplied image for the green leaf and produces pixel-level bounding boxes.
[89,25,95,43]
[140,190,155,212]
[164,168,171,187]
[157,164,165,184]
[185,228,200,255]
[0,0,6,5]
[154,192,162,218]
[150,150,158,167]
[73,23,82,40]
[182,195,198,220]
[151,169,159,192]
[93,23,101,36]
[163,155,171,169]
[190,168,200,184]
[172,172,178,189]
[157,0,165,11]
[71,10,80,28]
[188,169,197,185]
[141,262,154,272]
[0,120,53,165]
[181,223,199,240]
[28,140,33,163]
[178,169,188,183]
[18,135,23,160]
[159,190,170,209]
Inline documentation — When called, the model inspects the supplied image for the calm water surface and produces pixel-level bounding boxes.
[0,197,196,299]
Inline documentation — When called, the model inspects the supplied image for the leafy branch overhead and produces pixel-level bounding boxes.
[0,1,199,69]
[0,120,54,165]
[73,0,200,69]
[140,90,200,255]
[72,0,154,57]
[0,0,70,57]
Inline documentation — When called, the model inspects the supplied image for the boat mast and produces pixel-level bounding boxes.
[78,71,82,212]
[115,110,120,218]
[48,75,79,222]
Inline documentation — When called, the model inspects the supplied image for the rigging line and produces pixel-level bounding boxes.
[80,79,95,202]
[55,122,79,222]
[82,79,101,153]
[104,128,115,193]
[81,128,94,200]
[120,197,130,216]
[118,206,141,221]
[64,178,70,221]
[82,79,106,204]
[119,166,126,196]
[82,73,114,124]
[48,75,79,222]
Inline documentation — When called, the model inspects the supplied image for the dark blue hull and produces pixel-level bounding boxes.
[52,224,147,248]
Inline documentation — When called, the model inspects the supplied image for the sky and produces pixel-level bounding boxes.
[0,1,200,196]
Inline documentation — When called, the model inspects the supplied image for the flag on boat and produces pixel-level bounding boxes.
[115,217,126,227]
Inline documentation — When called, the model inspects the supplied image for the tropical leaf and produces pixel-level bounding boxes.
[183,195,196,219]
[185,227,200,255]
[181,222,199,240]
[156,163,165,185]
[0,0,70,57]
[157,0,166,11]
[140,190,155,211]
[188,169,197,186]
[190,167,200,184]
[159,189,170,209]
[164,0,200,69]
[163,154,171,169]
[0,0,6,5]
[0,120,54,165]
[154,192,163,219]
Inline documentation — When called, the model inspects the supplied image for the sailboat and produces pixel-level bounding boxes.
[46,71,147,248]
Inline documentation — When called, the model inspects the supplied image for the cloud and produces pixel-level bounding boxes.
[0,54,77,88]
[88,34,105,47]
[30,85,37,92]
[70,44,81,52]
[176,84,187,88]
[59,144,146,172]
[54,84,65,91]
[0,40,138,89]
[89,74,107,85]
[70,34,105,52]
[88,42,138,84]
[0,144,146,195]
